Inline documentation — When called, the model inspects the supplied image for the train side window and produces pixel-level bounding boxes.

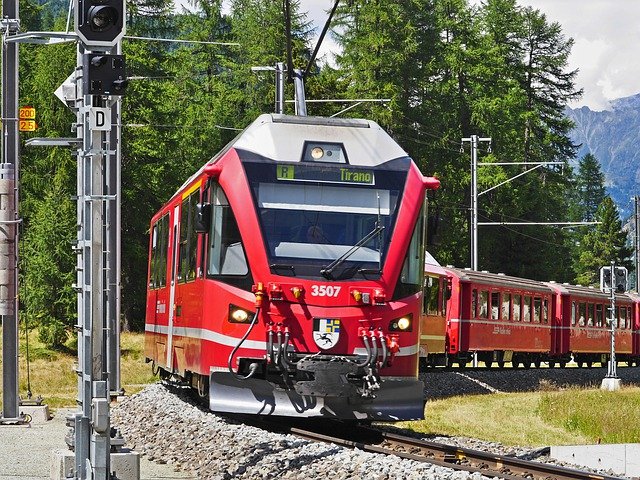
[571,301,576,326]
[149,214,169,289]
[543,299,548,324]
[523,296,531,322]
[423,276,440,315]
[208,185,249,277]
[614,307,620,328]
[578,302,586,326]
[479,290,488,319]
[472,289,478,318]
[596,304,603,327]
[587,303,594,326]
[178,191,199,283]
[620,306,627,329]
[491,292,500,320]
[502,293,511,321]
[513,294,521,322]
[533,297,541,323]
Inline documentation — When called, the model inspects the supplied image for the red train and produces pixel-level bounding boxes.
[420,265,640,369]
[144,114,440,420]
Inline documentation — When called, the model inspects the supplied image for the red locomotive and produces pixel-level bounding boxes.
[420,266,640,368]
[145,114,440,420]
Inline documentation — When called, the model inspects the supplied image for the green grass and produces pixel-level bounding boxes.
[0,330,157,409]
[538,388,640,444]
[400,386,640,447]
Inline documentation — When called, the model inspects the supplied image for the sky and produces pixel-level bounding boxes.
[300,0,640,111]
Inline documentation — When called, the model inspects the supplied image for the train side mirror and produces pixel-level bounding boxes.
[195,203,211,233]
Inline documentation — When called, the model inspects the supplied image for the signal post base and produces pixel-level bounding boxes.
[51,449,140,480]
[601,377,622,391]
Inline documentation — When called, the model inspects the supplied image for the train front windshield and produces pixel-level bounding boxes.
[245,159,408,280]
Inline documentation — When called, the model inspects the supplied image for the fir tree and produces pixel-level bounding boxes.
[575,197,633,286]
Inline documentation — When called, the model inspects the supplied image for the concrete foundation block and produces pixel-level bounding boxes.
[20,405,50,423]
[551,443,640,477]
[50,449,140,480]
[601,377,622,391]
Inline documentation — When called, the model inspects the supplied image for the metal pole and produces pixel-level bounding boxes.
[74,47,111,480]
[107,42,122,396]
[607,262,617,379]
[470,135,478,270]
[275,62,285,114]
[635,196,639,292]
[0,0,20,422]
[462,135,490,271]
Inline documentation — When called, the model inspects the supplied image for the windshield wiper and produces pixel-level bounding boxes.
[320,225,384,279]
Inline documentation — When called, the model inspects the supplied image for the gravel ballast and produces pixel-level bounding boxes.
[112,367,640,479]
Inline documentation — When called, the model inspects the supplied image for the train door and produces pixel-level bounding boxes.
[166,204,180,371]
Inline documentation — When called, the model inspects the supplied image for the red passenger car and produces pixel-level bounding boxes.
[546,282,637,367]
[144,114,440,420]
[443,268,555,368]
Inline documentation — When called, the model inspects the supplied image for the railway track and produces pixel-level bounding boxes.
[284,422,626,480]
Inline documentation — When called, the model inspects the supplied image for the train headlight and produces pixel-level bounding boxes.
[229,305,253,323]
[389,314,413,332]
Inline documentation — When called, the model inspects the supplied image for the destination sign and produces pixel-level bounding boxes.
[276,164,375,185]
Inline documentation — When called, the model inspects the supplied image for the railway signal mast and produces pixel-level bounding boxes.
[73,0,127,477]
[600,263,627,391]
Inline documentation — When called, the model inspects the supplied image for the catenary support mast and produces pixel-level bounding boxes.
[0,0,21,423]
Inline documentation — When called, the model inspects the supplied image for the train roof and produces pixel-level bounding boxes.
[232,114,409,166]
[543,281,634,302]
[443,267,553,293]
[172,114,411,201]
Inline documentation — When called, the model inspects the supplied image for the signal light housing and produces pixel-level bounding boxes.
[83,54,127,96]
[75,0,126,47]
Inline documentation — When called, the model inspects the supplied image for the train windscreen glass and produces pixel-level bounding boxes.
[245,160,407,279]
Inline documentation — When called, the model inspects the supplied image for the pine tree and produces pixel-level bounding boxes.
[575,197,634,286]
[573,153,606,222]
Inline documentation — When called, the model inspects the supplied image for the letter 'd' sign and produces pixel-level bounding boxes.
[90,107,111,131]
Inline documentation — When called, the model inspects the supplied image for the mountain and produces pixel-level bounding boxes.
[566,94,640,216]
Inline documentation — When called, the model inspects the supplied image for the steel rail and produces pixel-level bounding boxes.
[288,425,626,480]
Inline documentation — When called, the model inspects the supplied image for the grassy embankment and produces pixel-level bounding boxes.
[2,331,639,446]
[0,330,156,409]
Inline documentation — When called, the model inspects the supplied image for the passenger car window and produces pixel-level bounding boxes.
[491,292,500,320]
[502,293,511,321]
[523,296,531,322]
[479,290,488,319]
[513,294,521,322]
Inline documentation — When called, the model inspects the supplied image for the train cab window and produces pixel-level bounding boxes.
[149,214,169,289]
[543,299,549,324]
[502,293,511,321]
[491,292,500,320]
[578,302,586,327]
[513,294,521,322]
[523,296,531,322]
[479,290,488,319]
[596,304,603,327]
[620,307,627,329]
[533,297,541,323]
[423,275,440,315]
[208,185,249,278]
[178,190,199,283]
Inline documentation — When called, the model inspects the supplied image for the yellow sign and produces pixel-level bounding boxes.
[19,120,36,132]
[19,107,36,120]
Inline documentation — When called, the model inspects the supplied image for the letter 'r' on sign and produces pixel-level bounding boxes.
[89,107,111,131]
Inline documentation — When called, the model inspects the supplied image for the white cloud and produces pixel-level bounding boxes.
[518,0,640,110]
